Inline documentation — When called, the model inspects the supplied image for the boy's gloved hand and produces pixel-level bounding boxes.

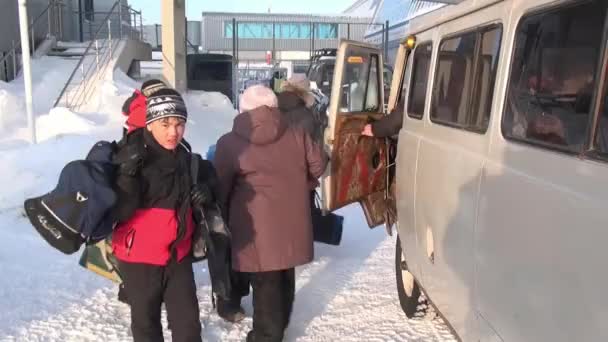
[191,183,213,209]
[113,143,145,176]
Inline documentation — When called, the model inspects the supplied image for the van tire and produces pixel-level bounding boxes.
[395,236,425,318]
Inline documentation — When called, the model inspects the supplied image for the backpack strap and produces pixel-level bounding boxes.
[190,153,200,186]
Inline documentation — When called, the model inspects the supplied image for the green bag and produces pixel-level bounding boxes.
[78,236,123,283]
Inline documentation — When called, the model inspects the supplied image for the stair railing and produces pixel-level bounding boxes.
[53,1,144,111]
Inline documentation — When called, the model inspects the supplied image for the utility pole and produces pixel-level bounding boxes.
[18,0,36,144]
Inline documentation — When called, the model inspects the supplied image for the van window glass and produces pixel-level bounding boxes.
[431,26,502,132]
[596,93,608,154]
[408,43,433,119]
[471,27,502,129]
[431,32,477,127]
[339,49,381,113]
[503,0,607,151]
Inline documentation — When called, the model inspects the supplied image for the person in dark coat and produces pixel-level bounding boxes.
[361,100,405,137]
[112,88,214,342]
[121,79,167,136]
[277,74,324,145]
[214,85,328,342]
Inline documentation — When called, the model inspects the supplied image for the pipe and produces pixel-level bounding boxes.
[18,0,36,144]
[78,0,84,42]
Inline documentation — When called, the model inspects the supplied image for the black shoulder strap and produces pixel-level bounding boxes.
[191,153,200,186]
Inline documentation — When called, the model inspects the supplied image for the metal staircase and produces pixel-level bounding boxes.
[53,0,144,112]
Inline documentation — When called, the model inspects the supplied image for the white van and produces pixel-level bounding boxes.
[320,0,608,340]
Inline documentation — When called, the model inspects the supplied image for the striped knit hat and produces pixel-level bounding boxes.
[141,79,167,97]
[145,89,188,125]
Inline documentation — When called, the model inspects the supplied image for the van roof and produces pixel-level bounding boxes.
[406,0,504,38]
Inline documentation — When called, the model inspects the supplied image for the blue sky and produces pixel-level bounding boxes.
[128,0,357,24]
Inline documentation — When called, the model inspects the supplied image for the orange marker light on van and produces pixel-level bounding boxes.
[406,35,416,49]
[347,56,364,64]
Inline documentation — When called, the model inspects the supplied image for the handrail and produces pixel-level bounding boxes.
[53,0,120,107]
[31,2,53,26]
[187,38,199,52]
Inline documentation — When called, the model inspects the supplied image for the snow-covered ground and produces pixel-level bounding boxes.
[0,57,456,341]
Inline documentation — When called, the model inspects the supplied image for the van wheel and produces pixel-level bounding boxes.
[395,236,426,318]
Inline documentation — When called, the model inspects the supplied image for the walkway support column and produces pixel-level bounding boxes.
[162,0,187,91]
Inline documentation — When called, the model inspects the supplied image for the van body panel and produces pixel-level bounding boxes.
[472,0,608,340]
[328,0,608,340]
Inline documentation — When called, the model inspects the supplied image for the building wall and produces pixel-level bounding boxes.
[201,12,372,54]
[0,0,50,52]
[63,0,131,42]
[142,24,162,49]
[143,21,204,51]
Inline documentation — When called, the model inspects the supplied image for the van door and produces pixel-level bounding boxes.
[414,17,504,340]
[321,41,389,228]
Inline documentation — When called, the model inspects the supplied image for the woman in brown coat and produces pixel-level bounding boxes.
[214,85,327,342]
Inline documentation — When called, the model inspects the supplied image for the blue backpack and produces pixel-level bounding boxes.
[24,141,118,254]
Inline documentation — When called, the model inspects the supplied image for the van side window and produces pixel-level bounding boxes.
[408,43,433,119]
[502,0,607,152]
[431,25,502,132]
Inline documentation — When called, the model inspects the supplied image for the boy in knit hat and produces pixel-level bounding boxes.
[112,88,210,342]
[121,79,168,136]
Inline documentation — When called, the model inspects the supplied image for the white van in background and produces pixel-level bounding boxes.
[321,0,608,340]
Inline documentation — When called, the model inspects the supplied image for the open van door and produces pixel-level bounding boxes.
[320,41,388,228]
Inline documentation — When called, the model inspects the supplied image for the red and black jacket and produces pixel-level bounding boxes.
[111,129,205,265]
[121,90,147,135]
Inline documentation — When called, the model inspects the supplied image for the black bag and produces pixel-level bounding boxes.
[190,153,233,300]
[311,191,344,246]
[23,141,118,254]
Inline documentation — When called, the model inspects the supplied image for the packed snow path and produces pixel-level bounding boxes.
[0,61,456,341]
[1,207,456,341]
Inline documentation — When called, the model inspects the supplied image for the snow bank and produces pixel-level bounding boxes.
[0,56,78,138]
[0,82,26,133]
[183,91,237,150]
[35,108,97,141]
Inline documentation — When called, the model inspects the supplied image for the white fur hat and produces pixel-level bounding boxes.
[239,85,278,113]
[282,73,311,92]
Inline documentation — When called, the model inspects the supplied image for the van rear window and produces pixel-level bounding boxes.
[502,0,607,152]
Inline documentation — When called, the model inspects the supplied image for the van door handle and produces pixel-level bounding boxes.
[371,150,381,169]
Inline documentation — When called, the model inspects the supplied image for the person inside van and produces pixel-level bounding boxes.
[361,100,405,138]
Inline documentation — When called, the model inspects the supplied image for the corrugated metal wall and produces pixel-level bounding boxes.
[202,13,373,52]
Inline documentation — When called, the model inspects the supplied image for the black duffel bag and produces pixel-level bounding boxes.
[310,191,343,246]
